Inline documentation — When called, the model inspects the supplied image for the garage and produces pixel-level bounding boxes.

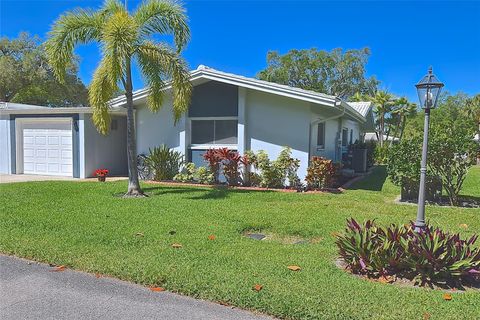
[0,102,128,178]
[20,120,73,176]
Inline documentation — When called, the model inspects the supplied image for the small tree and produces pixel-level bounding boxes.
[429,119,477,206]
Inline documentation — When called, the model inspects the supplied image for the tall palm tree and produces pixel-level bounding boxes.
[46,0,192,196]
[390,97,417,143]
[369,90,395,147]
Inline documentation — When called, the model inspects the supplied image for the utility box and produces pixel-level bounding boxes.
[352,148,367,173]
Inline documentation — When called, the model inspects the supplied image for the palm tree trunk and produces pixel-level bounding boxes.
[125,58,143,196]
[379,113,384,147]
[399,115,407,141]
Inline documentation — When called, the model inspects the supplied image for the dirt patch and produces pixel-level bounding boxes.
[242,230,323,245]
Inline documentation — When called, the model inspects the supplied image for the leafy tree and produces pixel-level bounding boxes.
[388,97,417,143]
[46,0,192,196]
[257,47,379,99]
[0,33,88,107]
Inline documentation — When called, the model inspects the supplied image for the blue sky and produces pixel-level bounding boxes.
[1,0,479,101]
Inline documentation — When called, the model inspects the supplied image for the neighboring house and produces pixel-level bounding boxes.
[0,102,128,178]
[364,132,399,142]
[0,66,375,180]
[111,65,375,180]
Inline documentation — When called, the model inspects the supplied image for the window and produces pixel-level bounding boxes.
[342,128,348,147]
[317,122,325,149]
[191,119,238,145]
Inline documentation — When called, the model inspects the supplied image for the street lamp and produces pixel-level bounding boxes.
[414,67,444,231]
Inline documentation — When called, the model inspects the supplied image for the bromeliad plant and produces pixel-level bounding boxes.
[145,145,184,181]
[336,219,480,286]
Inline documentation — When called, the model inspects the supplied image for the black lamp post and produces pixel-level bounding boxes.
[414,67,444,231]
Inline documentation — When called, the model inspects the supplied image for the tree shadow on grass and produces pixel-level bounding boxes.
[141,185,275,200]
[347,166,388,191]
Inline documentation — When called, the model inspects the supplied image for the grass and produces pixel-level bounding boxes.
[1,166,479,319]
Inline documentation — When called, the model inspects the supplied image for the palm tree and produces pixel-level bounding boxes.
[46,0,192,196]
[390,97,417,143]
[369,90,395,147]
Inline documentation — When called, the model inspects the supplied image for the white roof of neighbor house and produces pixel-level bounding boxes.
[364,132,398,142]
[0,102,126,115]
[0,102,49,110]
[348,101,373,117]
[110,65,367,123]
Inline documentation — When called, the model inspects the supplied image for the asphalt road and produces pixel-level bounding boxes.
[0,255,272,320]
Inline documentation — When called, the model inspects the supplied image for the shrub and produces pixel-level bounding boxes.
[305,156,336,189]
[374,144,389,164]
[173,162,196,182]
[428,119,478,206]
[94,168,109,177]
[203,149,221,183]
[365,140,376,167]
[387,138,442,202]
[336,219,480,285]
[146,145,184,181]
[173,163,214,184]
[193,166,214,184]
[215,148,242,186]
[240,150,257,186]
[253,147,299,188]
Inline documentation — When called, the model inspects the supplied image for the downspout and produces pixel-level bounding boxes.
[308,97,345,163]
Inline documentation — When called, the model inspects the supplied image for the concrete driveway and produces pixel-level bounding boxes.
[0,255,272,320]
[0,174,76,183]
[0,174,128,184]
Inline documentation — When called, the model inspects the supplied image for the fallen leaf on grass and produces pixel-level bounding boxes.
[208,234,216,240]
[150,287,165,292]
[443,293,452,301]
[50,265,66,272]
[172,243,183,248]
[330,232,340,238]
[423,312,431,320]
[287,265,301,271]
[377,275,395,284]
[252,284,263,292]
[95,273,101,278]
[135,232,144,237]
[459,224,468,229]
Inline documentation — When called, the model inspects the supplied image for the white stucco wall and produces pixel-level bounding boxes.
[245,89,312,180]
[342,119,362,144]
[135,96,186,156]
[310,118,340,161]
[82,114,128,177]
[0,117,11,174]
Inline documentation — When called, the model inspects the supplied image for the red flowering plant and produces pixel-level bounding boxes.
[94,169,109,177]
[215,148,242,186]
[203,149,221,183]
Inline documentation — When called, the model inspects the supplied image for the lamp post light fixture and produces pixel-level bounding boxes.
[414,67,444,231]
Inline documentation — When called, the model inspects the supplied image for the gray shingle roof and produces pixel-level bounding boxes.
[347,101,372,117]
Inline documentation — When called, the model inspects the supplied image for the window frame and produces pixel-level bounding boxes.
[189,116,238,148]
[341,127,349,147]
[316,122,326,150]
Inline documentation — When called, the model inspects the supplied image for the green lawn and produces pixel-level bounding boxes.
[1,166,479,319]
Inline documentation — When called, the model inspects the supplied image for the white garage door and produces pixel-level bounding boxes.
[22,121,73,176]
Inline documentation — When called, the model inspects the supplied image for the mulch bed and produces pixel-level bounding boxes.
[144,180,345,194]
[335,258,480,292]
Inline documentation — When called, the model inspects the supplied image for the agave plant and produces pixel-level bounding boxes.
[145,145,184,181]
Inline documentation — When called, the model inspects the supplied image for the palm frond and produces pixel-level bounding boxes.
[45,9,104,83]
[102,0,125,15]
[134,0,190,51]
[101,10,139,85]
[137,41,191,121]
[89,57,120,134]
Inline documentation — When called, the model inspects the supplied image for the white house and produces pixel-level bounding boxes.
[0,65,374,180]
[111,65,375,180]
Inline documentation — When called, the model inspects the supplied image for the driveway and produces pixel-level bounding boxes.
[0,174,76,183]
[0,174,128,184]
[0,255,272,320]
